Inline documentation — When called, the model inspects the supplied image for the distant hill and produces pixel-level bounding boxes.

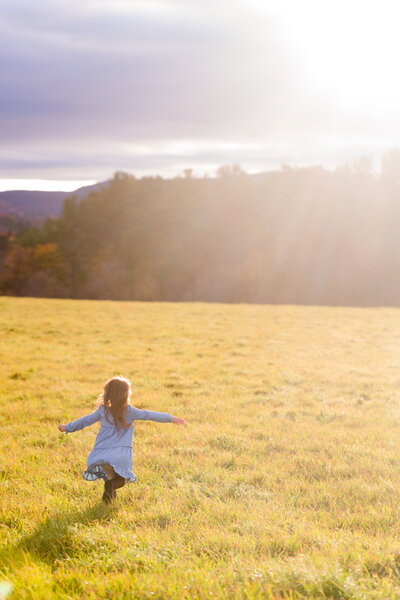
[0,174,274,220]
[0,181,107,218]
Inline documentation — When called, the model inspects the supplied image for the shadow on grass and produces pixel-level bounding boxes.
[0,501,119,567]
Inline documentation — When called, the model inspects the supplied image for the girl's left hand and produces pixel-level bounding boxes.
[58,424,66,432]
[172,416,185,425]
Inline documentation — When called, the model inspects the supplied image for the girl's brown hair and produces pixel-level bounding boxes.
[99,376,131,431]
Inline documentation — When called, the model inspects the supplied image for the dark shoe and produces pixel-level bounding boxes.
[102,479,114,503]
[113,475,126,491]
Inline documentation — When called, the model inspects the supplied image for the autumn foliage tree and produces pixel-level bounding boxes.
[2,153,400,305]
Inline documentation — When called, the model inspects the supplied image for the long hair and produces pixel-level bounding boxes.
[99,376,131,431]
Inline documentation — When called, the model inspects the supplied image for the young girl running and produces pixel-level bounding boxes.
[58,376,184,502]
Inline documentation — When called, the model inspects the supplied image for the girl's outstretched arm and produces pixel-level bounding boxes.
[59,407,102,433]
[127,406,184,424]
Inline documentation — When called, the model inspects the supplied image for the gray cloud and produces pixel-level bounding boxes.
[0,0,398,180]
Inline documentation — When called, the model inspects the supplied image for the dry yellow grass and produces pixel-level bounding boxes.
[1,297,400,599]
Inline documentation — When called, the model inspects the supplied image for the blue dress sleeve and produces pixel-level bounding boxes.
[127,405,172,424]
[65,407,102,433]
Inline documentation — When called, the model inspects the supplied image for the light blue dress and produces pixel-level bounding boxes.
[65,404,172,482]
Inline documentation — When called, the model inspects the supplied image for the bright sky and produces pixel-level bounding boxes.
[1,0,400,190]
[0,179,96,192]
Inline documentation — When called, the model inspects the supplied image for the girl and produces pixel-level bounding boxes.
[58,376,184,503]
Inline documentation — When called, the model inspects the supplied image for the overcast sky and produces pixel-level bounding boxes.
[1,0,400,189]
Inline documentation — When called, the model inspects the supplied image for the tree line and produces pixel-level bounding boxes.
[1,154,400,306]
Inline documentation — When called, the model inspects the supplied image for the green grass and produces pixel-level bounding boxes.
[1,297,400,599]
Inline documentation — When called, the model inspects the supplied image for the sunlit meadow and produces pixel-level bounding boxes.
[1,297,400,599]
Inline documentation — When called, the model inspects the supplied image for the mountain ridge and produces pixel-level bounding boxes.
[0,171,276,219]
[0,181,107,218]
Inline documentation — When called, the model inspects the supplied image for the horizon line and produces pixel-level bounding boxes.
[0,156,393,193]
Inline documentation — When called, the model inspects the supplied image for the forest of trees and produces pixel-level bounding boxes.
[2,154,400,306]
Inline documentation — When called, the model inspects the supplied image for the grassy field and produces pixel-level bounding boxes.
[1,297,400,599]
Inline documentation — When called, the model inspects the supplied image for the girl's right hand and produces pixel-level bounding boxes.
[172,416,185,425]
[58,424,66,432]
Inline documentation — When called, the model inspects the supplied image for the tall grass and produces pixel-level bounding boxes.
[1,297,400,598]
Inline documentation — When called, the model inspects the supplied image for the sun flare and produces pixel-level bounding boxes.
[264,0,400,113]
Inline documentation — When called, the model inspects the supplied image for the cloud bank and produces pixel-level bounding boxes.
[1,0,399,180]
